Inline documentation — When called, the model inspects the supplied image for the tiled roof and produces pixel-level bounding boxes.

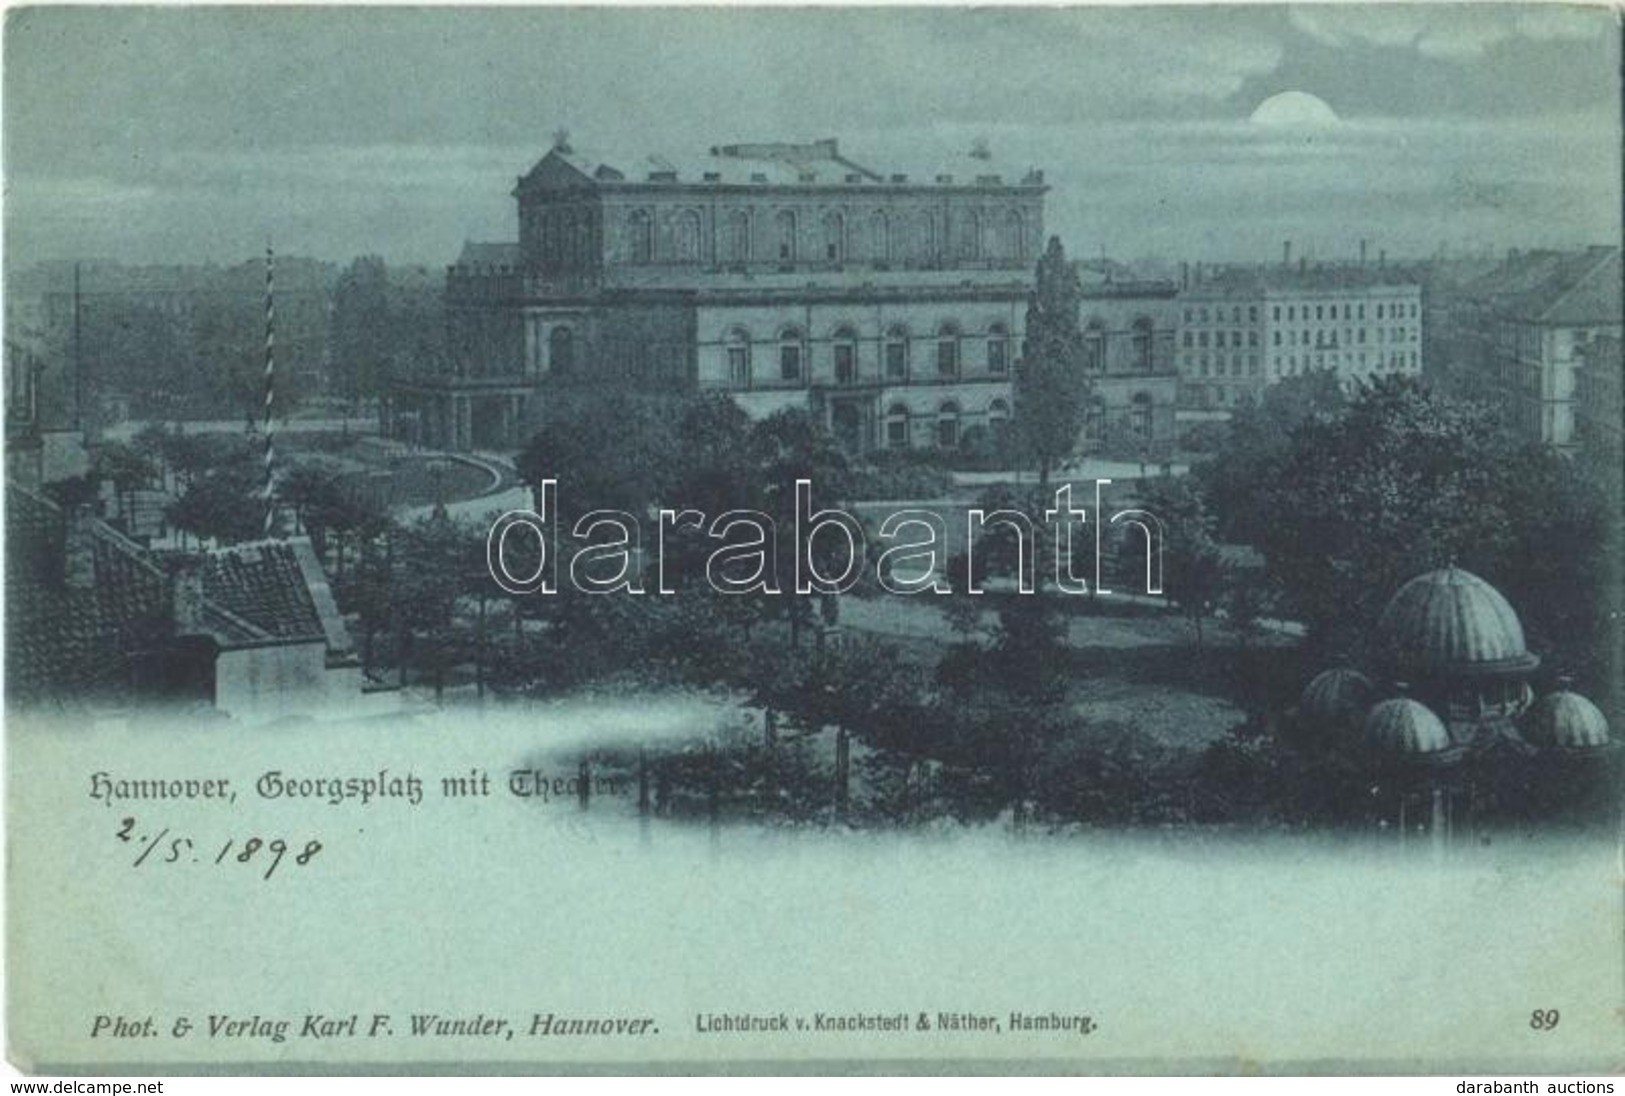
[6,484,353,702]
[200,541,324,642]
[1461,246,1621,325]
[5,487,172,700]
[198,539,353,657]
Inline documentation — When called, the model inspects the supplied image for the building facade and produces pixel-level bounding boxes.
[1429,246,1622,453]
[1075,280,1181,455]
[1176,266,1424,411]
[1574,333,1623,472]
[388,137,1047,455]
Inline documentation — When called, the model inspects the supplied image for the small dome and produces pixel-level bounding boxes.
[1366,698,1452,757]
[1376,567,1539,678]
[1525,691,1612,750]
[1300,668,1376,726]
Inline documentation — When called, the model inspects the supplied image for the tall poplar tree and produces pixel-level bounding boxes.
[1015,236,1087,490]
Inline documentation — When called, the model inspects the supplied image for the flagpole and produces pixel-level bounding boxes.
[262,242,277,536]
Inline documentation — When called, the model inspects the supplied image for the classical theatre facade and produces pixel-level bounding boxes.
[387,138,1048,454]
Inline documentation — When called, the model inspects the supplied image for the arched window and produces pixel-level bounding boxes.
[885,402,910,448]
[1001,208,1024,261]
[936,322,961,378]
[832,325,858,384]
[869,211,890,262]
[1131,316,1155,372]
[918,211,939,262]
[774,210,797,262]
[958,210,982,260]
[884,325,910,380]
[722,210,751,263]
[549,326,575,375]
[1130,391,1154,438]
[627,210,652,264]
[937,401,961,449]
[1084,319,1107,372]
[673,209,701,263]
[778,326,805,382]
[822,211,845,262]
[987,398,1011,441]
[986,322,1010,374]
[725,328,751,389]
[1084,396,1107,443]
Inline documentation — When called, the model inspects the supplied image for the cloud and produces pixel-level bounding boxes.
[1288,4,1608,60]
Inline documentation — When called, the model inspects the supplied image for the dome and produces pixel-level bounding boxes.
[1366,698,1453,757]
[1376,567,1539,679]
[1300,668,1376,727]
[1524,691,1612,751]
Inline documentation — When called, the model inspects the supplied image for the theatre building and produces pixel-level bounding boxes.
[387,137,1047,454]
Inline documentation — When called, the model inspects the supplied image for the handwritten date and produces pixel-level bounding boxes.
[116,817,322,879]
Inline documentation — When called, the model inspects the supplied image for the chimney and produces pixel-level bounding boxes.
[1299,255,1307,275]
[1194,261,1203,284]
[170,558,208,636]
[64,506,98,590]
[1180,261,1190,290]
[1283,240,1292,268]
[1360,239,1368,268]
[1379,249,1387,269]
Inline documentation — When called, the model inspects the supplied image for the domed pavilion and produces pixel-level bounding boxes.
[1296,566,1613,844]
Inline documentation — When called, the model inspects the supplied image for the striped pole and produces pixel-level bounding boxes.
[262,243,277,536]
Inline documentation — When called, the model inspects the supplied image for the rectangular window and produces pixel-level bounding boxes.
[727,346,750,388]
[886,341,907,380]
[937,339,958,377]
[987,339,1009,374]
[834,344,856,384]
[887,417,908,446]
[780,345,802,381]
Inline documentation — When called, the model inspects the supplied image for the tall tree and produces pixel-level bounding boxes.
[330,256,392,406]
[1250,375,1588,662]
[1194,370,1346,545]
[1015,236,1086,490]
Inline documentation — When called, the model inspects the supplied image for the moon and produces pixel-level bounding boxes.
[1249,91,1341,129]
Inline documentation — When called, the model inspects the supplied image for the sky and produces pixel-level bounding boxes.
[4,4,1621,269]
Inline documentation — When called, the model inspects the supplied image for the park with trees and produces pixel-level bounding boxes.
[39,238,1617,837]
